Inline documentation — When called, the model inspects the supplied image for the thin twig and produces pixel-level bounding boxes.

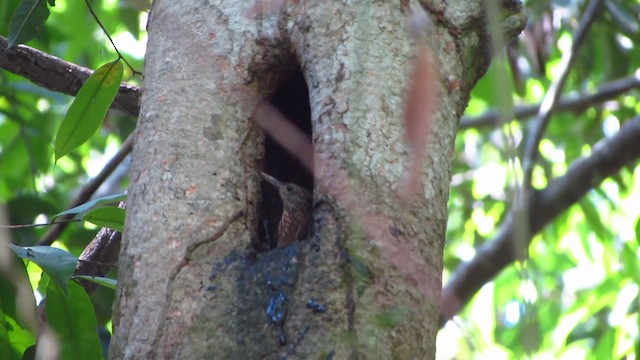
[1,219,82,229]
[83,0,141,75]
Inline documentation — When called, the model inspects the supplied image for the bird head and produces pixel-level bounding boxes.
[260,172,312,210]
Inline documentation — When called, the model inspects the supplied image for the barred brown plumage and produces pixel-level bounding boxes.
[260,172,312,248]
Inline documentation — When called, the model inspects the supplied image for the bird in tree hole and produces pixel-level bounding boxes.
[260,172,312,248]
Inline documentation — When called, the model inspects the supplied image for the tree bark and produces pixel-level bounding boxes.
[110,1,526,359]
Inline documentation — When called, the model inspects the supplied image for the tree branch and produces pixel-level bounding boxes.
[522,0,604,189]
[440,116,640,326]
[459,73,640,129]
[0,36,140,117]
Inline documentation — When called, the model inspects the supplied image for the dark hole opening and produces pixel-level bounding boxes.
[258,70,313,251]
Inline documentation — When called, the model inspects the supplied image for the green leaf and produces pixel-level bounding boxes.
[0,310,15,360]
[72,275,117,290]
[8,244,77,296]
[0,253,37,336]
[0,256,23,325]
[83,207,125,232]
[594,328,615,359]
[54,60,124,161]
[7,0,50,47]
[578,198,610,243]
[0,312,36,360]
[51,193,127,222]
[46,281,103,360]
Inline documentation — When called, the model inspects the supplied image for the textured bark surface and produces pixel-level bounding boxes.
[111,1,525,359]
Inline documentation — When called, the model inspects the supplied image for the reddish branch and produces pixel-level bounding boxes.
[440,116,640,326]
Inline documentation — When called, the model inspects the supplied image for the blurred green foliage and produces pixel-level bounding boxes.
[442,1,640,359]
[1,0,143,358]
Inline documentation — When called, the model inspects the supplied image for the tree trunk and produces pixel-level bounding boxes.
[110,1,525,358]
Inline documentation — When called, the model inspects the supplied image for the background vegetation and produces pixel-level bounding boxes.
[0,0,638,359]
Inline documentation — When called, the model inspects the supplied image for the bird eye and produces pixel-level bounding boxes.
[285,185,293,192]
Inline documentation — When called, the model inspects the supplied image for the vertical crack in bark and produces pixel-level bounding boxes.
[343,252,358,360]
[256,67,316,350]
[259,69,314,252]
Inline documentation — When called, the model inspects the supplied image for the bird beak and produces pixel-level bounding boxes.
[260,172,283,189]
